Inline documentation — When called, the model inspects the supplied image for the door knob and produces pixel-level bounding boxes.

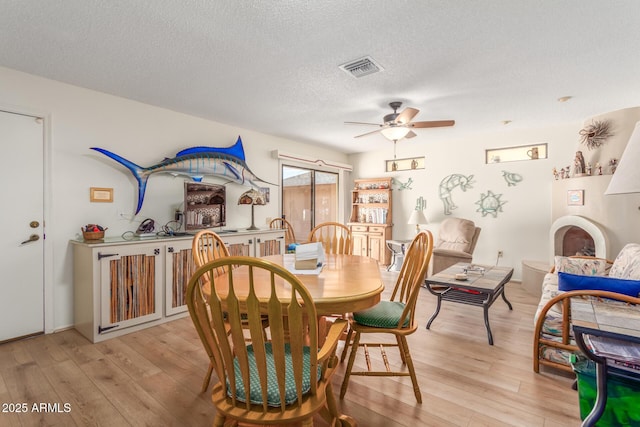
[21,234,40,245]
[30,221,40,228]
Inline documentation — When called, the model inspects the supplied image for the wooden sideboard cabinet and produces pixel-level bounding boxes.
[351,224,391,265]
[348,177,393,265]
[71,229,285,343]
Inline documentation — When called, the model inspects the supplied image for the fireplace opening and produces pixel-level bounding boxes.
[550,215,609,260]
[562,226,596,257]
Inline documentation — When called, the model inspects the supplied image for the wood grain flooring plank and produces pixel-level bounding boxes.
[0,375,23,427]
[78,356,179,427]
[136,370,212,426]
[118,329,207,390]
[48,329,107,366]
[2,354,74,426]
[40,358,128,427]
[94,338,162,381]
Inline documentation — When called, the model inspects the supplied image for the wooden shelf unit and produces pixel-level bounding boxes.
[348,177,393,265]
[184,182,226,231]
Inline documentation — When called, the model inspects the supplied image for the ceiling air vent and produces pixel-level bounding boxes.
[339,56,383,78]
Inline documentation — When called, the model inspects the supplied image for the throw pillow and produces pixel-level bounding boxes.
[554,256,608,276]
[558,271,640,297]
[609,243,640,280]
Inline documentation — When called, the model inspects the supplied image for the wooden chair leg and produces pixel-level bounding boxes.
[320,380,357,427]
[340,330,361,398]
[201,362,213,393]
[340,326,354,363]
[396,335,407,364]
[401,336,422,404]
[213,413,226,427]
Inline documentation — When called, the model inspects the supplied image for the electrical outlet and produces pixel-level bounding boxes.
[497,250,504,258]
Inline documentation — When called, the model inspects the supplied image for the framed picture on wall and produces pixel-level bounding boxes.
[567,189,584,206]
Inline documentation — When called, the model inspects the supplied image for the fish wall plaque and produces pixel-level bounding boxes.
[91,136,274,213]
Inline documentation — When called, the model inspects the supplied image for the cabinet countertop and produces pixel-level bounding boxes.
[70,228,285,247]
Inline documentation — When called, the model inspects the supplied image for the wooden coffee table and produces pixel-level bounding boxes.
[424,262,513,345]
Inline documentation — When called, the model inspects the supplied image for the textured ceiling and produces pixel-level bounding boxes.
[1,1,640,154]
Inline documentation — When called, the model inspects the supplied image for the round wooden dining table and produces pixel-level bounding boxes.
[209,253,385,316]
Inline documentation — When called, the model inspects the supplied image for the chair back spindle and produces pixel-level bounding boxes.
[307,222,353,255]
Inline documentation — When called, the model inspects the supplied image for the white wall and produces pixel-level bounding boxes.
[0,66,348,332]
[551,107,640,259]
[348,123,581,280]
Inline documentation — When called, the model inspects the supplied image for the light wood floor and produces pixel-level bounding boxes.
[0,269,582,427]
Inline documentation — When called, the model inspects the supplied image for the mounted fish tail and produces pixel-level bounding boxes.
[91,136,274,214]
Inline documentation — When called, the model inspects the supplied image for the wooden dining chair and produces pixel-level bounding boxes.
[340,230,434,404]
[191,229,268,393]
[269,217,297,249]
[191,230,231,393]
[307,222,353,255]
[186,256,355,427]
[192,229,230,272]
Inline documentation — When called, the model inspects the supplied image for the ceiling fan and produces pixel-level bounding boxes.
[345,101,455,141]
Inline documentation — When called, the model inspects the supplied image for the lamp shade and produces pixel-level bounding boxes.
[381,126,410,141]
[407,210,428,234]
[407,210,428,225]
[606,122,640,195]
[237,189,266,205]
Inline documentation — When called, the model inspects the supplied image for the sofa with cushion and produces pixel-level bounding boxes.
[533,243,640,374]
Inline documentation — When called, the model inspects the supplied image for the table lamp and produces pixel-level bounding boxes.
[407,209,428,234]
[237,189,266,230]
[407,196,428,233]
[605,122,640,196]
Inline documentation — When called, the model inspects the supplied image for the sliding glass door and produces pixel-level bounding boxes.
[281,166,338,241]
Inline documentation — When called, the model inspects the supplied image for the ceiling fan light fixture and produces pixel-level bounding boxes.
[380,126,410,141]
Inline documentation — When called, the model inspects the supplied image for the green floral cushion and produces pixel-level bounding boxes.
[228,343,321,407]
[353,301,409,328]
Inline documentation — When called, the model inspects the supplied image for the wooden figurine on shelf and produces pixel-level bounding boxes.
[553,167,559,180]
[586,162,592,176]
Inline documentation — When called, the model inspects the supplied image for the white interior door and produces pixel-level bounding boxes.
[0,110,44,342]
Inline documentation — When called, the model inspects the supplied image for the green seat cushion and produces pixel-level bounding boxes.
[228,343,321,407]
[353,301,409,328]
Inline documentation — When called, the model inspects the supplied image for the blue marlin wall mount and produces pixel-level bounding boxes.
[91,136,274,214]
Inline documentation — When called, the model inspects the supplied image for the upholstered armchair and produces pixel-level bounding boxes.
[431,217,481,274]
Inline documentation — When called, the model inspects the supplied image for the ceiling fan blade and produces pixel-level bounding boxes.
[409,120,455,128]
[354,127,386,138]
[344,121,383,126]
[395,107,419,124]
[405,130,418,139]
